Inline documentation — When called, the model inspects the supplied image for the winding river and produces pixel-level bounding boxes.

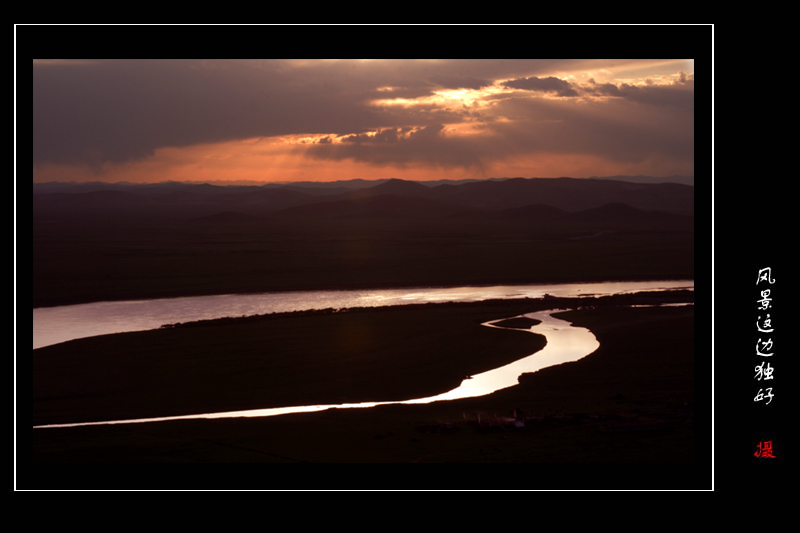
[33,308,600,428]
[32,280,692,429]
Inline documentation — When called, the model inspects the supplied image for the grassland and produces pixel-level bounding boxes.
[33,213,694,308]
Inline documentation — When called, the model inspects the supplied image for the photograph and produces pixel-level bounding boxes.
[20,25,718,490]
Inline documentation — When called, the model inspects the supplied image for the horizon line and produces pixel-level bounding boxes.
[33,174,696,187]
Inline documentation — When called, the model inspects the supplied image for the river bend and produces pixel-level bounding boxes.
[33,308,599,428]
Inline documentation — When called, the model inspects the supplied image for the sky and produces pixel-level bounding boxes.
[32,58,695,184]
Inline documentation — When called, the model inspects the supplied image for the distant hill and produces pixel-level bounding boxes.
[33,176,694,222]
[271,176,694,215]
[565,202,694,232]
[259,179,391,191]
[188,211,265,226]
[33,184,324,221]
[273,193,472,221]
[487,204,570,223]
[587,175,694,186]
[350,178,432,197]
[422,177,693,215]
[33,176,695,307]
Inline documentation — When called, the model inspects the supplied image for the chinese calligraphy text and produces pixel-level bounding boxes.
[754,267,776,406]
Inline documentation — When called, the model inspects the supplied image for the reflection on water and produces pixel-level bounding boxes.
[33,280,692,349]
[32,281,693,429]
[400,309,598,404]
[33,309,600,428]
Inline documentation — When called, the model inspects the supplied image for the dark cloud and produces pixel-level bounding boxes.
[499,73,694,112]
[582,76,694,112]
[585,79,622,97]
[342,128,402,144]
[501,76,580,97]
[33,59,391,166]
[616,80,694,112]
[306,123,485,170]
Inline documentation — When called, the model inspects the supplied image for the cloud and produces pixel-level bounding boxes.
[342,127,404,144]
[32,59,694,178]
[584,79,622,97]
[33,59,388,167]
[303,85,694,173]
[623,78,694,112]
[582,74,694,112]
[499,73,694,112]
[501,76,580,97]
[32,59,515,168]
[306,123,486,170]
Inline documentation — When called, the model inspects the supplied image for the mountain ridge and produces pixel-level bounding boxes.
[33,176,695,221]
[33,176,695,308]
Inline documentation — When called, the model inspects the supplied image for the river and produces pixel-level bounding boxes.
[33,280,692,350]
[33,280,692,428]
[33,308,601,428]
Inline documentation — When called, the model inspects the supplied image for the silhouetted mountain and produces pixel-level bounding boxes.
[33,177,694,224]
[188,211,265,226]
[567,203,694,232]
[588,175,694,186]
[569,202,646,222]
[273,194,470,221]
[287,176,693,217]
[270,185,351,196]
[33,190,154,220]
[489,204,570,223]
[260,179,390,190]
[34,190,146,206]
[444,203,567,224]
[33,184,324,221]
[349,178,432,198]
[33,178,695,308]
[213,188,326,214]
[426,177,693,215]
